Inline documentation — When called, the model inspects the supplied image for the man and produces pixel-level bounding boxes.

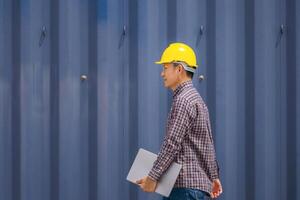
[136,43,222,200]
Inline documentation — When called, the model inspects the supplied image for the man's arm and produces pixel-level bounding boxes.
[148,98,190,181]
[205,112,220,181]
[205,110,222,198]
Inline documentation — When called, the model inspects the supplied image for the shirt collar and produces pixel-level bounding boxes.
[173,80,193,98]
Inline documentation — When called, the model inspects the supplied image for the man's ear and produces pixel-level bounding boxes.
[178,64,184,74]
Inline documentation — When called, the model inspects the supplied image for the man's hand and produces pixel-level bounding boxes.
[210,179,223,198]
[136,176,157,193]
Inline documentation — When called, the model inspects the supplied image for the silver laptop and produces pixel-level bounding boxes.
[126,148,182,197]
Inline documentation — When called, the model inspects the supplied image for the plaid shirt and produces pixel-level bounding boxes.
[148,81,219,194]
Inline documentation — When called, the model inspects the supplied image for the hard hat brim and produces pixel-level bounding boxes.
[155,61,164,64]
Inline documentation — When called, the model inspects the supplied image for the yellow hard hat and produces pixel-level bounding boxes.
[155,42,198,68]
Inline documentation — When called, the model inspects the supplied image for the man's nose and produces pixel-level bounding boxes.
[161,71,164,77]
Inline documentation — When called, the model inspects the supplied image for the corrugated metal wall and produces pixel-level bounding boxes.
[0,0,299,200]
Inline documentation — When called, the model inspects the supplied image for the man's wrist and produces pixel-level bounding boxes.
[148,169,160,181]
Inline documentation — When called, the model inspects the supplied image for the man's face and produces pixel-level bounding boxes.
[161,63,180,90]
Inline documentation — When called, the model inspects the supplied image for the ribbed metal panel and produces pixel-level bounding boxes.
[0,0,299,200]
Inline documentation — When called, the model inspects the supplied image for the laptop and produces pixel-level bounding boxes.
[126,148,182,197]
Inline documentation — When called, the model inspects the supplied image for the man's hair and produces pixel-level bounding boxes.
[173,63,194,79]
